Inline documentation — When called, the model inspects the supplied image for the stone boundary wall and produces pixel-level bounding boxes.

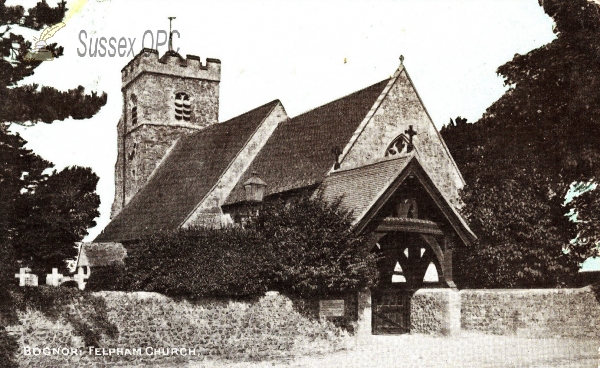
[393,287,599,338]
[460,287,600,338]
[9,291,352,367]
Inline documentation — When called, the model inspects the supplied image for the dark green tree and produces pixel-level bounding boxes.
[442,0,600,287]
[569,183,600,261]
[250,196,378,297]
[0,130,49,269]
[0,132,101,276]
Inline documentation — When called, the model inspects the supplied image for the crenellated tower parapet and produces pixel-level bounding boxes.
[121,48,221,88]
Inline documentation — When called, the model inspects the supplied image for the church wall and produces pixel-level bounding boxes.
[289,293,360,333]
[111,118,125,217]
[339,69,463,204]
[372,287,599,337]
[182,103,288,228]
[411,288,461,336]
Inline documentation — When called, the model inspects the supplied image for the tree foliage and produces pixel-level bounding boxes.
[442,0,600,287]
[570,184,600,260]
[0,1,107,126]
[0,1,105,278]
[1,129,100,275]
[0,114,101,368]
[250,196,378,297]
[12,166,100,274]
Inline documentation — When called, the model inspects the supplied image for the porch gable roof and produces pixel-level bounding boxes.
[318,154,476,246]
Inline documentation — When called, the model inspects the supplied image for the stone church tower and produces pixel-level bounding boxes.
[111,49,221,218]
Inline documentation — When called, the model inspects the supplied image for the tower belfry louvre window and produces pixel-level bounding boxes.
[175,92,191,121]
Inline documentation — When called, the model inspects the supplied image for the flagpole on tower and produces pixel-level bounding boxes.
[168,17,176,52]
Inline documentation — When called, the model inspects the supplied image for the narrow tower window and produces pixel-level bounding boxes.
[132,106,138,125]
[130,94,138,125]
[175,92,191,121]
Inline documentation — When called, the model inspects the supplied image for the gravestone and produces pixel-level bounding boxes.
[44,266,89,290]
[24,274,38,286]
[46,268,64,286]
[72,266,89,290]
[25,273,38,286]
[15,268,38,287]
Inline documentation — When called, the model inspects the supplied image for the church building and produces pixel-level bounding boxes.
[94,48,476,335]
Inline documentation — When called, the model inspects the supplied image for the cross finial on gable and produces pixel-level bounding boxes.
[405,125,417,152]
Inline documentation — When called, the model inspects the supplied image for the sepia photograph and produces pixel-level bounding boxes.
[1,0,599,366]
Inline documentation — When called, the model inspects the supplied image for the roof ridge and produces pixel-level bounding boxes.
[289,79,390,120]
[221,99,282,124]
[224,77,390,206]
[323,153,476,243]
[185,99,282,139]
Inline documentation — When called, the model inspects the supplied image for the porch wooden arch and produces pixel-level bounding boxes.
[373,223,455,288]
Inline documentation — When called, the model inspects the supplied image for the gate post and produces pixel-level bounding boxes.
[411,288,461,336]
[447,288,461,336]
[356,288,372,341]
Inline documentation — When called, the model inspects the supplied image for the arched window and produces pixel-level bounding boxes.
[175,92,191,121]
[385,134,410,157]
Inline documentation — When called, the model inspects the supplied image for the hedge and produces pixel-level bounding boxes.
[120,226,271,298]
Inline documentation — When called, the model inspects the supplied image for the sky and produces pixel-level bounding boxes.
[10,0,593,266]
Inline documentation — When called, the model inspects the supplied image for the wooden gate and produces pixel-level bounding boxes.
[372,289,411,334]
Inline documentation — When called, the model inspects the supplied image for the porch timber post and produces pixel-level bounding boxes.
[442,237,455,288]
[419,234,456,289]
